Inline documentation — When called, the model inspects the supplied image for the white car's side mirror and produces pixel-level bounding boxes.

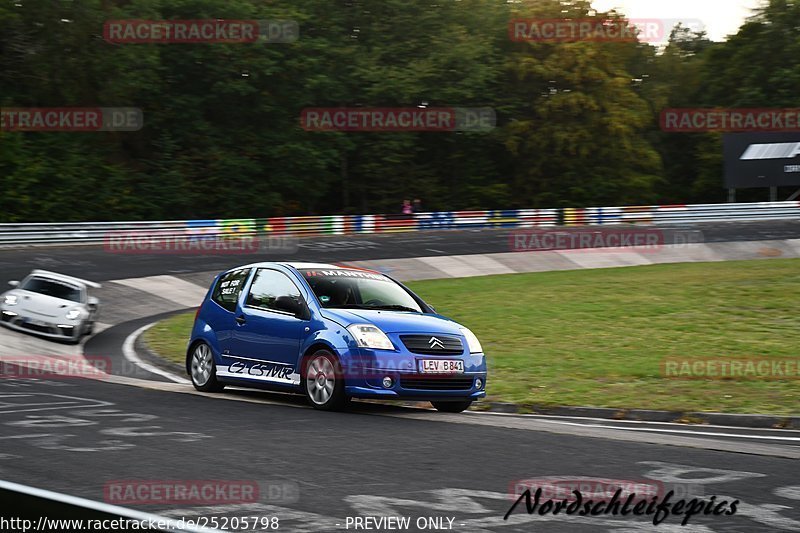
[8,280,18,287]
[87,296,99,307]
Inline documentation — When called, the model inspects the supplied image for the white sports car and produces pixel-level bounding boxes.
[0,270,101,344]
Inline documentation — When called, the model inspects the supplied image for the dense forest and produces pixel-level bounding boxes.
[1,0,798,221]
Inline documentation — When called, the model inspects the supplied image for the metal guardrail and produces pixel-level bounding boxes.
[0,210,558,246]
[563,201,800,226]
[0,202,797,247]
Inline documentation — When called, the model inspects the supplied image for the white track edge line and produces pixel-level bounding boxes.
[466,410,800,432]
[525,420,800,442]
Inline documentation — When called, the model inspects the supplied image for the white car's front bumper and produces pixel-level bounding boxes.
[0,308,82,340]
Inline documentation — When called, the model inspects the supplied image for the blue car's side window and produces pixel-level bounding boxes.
[211,268,251,312]
[245,269,304,314]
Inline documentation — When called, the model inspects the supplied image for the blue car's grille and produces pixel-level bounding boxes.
[400,334,463,355]
[400,375,474,391]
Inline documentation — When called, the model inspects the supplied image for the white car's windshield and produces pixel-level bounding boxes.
[299,269,422,313]
[21,277,82,303]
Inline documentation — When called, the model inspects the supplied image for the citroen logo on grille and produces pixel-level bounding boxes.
[428,336,445,349]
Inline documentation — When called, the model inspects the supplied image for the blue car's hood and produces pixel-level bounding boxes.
[320,308,464,334]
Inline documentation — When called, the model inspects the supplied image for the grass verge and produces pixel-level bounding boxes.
[144,259,800,415]
[143,313,195,366]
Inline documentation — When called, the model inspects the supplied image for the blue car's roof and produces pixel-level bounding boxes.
[228,261,349,272]
[227,262,378,273]
[282,262,344,269]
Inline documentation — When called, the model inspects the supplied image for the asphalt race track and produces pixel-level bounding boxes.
[0,376,798,532]
[1,222,799,532]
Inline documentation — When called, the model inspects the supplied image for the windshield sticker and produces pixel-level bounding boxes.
[303,270,389,282]
[319,295,331,303]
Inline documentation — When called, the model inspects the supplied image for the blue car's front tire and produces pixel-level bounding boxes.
[302,349,348,411]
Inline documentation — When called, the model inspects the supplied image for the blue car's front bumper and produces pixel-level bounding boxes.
[339,346,487,401]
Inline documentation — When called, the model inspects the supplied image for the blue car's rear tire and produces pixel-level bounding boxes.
[303,349,348,411]
[190,342,225,393]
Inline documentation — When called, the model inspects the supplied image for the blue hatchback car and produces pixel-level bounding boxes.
[187,262,487,412]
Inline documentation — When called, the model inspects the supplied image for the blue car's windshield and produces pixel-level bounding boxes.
[299,268,423,313]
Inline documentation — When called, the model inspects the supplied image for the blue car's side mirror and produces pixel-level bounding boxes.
[275,296,310,320]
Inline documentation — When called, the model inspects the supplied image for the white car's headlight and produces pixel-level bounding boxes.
[65,309,82,320]
[460,327,483,353]
[3,295,18,306]
[347,324,394,350]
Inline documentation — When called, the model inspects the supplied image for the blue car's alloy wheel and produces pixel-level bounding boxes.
[303,350,348,411]
[190,342,224,392]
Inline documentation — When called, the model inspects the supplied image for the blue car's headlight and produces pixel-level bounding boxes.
[460,327,483,353]
[347,324,394,350]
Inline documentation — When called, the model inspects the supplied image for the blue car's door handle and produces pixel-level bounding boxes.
[235,315,246,325]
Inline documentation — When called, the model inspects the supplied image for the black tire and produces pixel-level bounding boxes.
[302,349,348,411]
[189,342,225,392]
[431,400,473,413]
